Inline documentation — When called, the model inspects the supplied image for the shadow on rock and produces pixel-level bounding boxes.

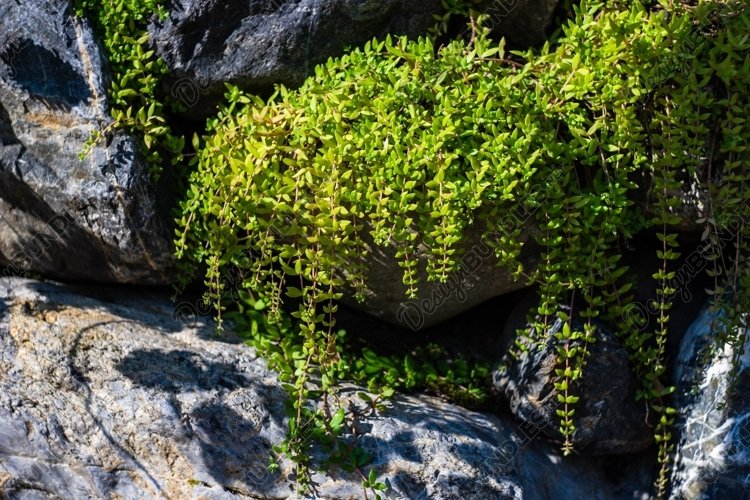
[115,348,287,493]
[188,402,280,492]
[21,280,235,341]
[117,348,250,392]
[2,40,90,109]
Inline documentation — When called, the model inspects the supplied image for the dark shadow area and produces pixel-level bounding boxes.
[728,369,750,416]
[188,402,280,491]
[117,348,251,391]
[0,172,115,280]
[101,139,136,177]
[623,231,711,369]
[112,347,288,428]
[366,430,423,465]
[114,347,286,493]
[702,477,750,499]
[330,286,527,416]
[1,40,90,109]
[544,0,580,45]
[386,471,428,500]
[20,279,213,337]
[0,102,16,146]
[336,287,526,371]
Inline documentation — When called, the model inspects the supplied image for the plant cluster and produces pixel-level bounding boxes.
[175,1,750,495]
[74,0,184,178]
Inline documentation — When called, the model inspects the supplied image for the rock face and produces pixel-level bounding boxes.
[0,278,652,498]
[493,312,653,455]
[151,0,561,116]
[0,0,174,284]
[669,305,750,498]
[151,0,441,114]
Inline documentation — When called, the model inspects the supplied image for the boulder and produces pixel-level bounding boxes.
[150,0,440,115]
[344,224,538,330]
[493,310,653,455]
[0,277,652,498]
[669,305,750,498]
[150,0,561,116]
[0,0,175,284]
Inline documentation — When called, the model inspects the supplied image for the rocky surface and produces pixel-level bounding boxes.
[669,305,750,498]
[0,0,174,284]
[344,224,538,330]
[151,0,441,115]
[151,0,561,116]
[0,278,652,499]
[493,311,653,455]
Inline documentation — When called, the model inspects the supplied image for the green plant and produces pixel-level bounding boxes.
[74,0,184,178]
[173,0,750,497]
[224,290,491,491]
[361,469,387,500]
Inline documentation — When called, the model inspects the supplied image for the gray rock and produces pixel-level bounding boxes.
[151,0,440,115]
[0,277,652,498]
[0,0,175,284]
[494,311,653,455]
[669,305,750,499]
[151,0,560,116]
[343,223,537,330]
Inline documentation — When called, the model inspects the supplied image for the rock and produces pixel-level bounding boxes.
[493,310,653,455]
[150,0,440,115]
[633,168,706,234]
[477,0,560,48]
[0,0,175,284]
[0,277,652,498]
[669,305,750,498]
[344,223,538,330]
[151,0,560,116]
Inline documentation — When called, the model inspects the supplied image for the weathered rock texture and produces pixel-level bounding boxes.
[669,305,750,499]
[494,313,653,455]
[151,0,561,116]
[0,0,174,284]
[0,278,652,498]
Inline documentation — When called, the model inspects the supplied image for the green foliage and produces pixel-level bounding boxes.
[361,468,387,500]
[75,0,184,178]
[172,0,750,497]
[350,343,491,408]
[226,292,490,493]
